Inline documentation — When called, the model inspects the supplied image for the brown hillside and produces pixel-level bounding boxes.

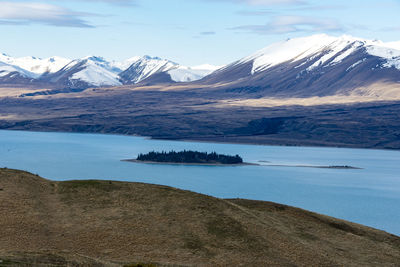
[0,168,399,266]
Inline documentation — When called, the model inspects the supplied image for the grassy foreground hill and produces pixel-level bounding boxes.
[0,168,399,266]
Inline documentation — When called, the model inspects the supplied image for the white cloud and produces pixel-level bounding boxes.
[200,31,217,35]
[202,0,306,5]
[0,2,96,28]
[236,10,276,16]
[240,0,304,4]
[66,0,137,5]
[230,15,343,34]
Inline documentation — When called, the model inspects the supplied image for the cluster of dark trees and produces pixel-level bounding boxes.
[136,150,243,164]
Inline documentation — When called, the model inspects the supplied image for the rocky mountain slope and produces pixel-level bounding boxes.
[0,168,399,266]
[202,34,400,98]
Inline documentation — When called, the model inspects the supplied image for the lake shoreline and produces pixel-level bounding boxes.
[0,128,399,152]
[149,136,400,151]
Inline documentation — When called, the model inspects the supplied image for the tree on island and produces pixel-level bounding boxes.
[136,150,243,164]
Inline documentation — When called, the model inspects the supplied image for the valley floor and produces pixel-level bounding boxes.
[1,87,400,149]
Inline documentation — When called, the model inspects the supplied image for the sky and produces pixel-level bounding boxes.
[0,0,399,66]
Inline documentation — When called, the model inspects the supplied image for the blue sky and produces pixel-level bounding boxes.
[0,0,399,65]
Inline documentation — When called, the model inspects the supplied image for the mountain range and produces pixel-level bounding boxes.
[1,34,400,99]
[0,53,221,89]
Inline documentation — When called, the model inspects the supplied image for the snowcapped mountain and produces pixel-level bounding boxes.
[42,56,122,89]
[202,34,400,98]
[119,56,177,84]
[168,64,223,82]
[0,53,72,86]
[0,53,70,76]
[118,56,221,84]
[384,41,400,51]
[119,56,222,84]
[110,56,141,73]
[0,61,36,83]
[0,52,220,89]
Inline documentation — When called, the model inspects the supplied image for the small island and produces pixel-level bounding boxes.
[323,165,362,169]
[258,162,362,169]
[125,150,253,166]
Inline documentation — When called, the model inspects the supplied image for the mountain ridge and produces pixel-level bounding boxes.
[200,34,400,99]
[0,53,221,89]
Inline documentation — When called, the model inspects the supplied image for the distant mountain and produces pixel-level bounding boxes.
[385,41,400,50]
[110,56,142,73]
[201,34,400,98]
[41,56,123,89]
[0,53,70,76]
[168,64,223,83]
[119,56,221,84]
[119,56,177,84]
[0,60,36,84]
[0,53,220,89]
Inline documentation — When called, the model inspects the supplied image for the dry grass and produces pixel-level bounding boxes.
[215,82,400,108]
[0,168,399,266]
[0,86,55,98]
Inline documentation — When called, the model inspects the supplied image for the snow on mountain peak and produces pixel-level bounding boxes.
[117,55,221,83]
[60,57,122,87]
[168,64,223,82]
[82,56,109,64]
[191,64,224,71]
[384,41,400,51]
[366,46,400,70]
[168,66,202,82]
[0,53,71,75]
[71,65,122,87]
[240,34,400,74]
[0,61,35,78]
[243,34,337,73]
[110,56,141,72]
[0,53,12,59]
[120,56,178,84]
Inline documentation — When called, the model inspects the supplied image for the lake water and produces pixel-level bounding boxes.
[1,130,399,235]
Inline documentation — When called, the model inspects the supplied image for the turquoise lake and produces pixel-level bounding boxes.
[0,130,399,235]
